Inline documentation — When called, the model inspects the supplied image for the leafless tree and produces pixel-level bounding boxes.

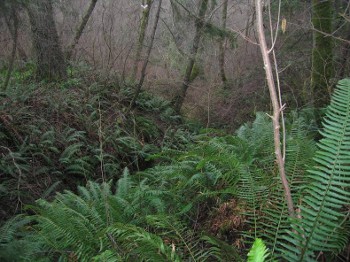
[255,0,294,217]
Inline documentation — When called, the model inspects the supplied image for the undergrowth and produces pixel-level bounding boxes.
[0,68,193,222]
[1,65,349,261]
[0,106,320,261]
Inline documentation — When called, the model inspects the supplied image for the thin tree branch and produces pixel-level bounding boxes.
[230,26,259,45]
[286,20,350,45]
[255,0,294,217]
[267,0,281,53]
[66,0,98,60]
[160,17,186,57]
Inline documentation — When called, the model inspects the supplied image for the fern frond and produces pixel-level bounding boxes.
[201,235,243,262]
[247,238,270,262]
[92,250,122,261]
[25,182,120,261]
[282,79,350,261]
[239,111,318,260]
[115,168,133,198]
[106,222,181,261]
[236,112,275,165]
[0,215,46,261]
[145,215,208,261]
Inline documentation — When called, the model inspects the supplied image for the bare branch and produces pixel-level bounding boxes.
[66,0,99,60]
[255,0,294,217]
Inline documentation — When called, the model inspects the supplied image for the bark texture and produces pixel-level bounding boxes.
[3,7,18,90]
[27,0,67,80]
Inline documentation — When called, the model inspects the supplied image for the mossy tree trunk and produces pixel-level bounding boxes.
[311,0,334,107]
[218,0,228,89]
[132,0,153,80]
[129,0,163,109]
[27,0,67,81]
[172,0,209,113]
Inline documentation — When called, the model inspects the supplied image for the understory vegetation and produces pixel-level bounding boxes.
[0,65,349,261]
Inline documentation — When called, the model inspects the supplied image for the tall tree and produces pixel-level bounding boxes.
[311,0,334,107]
[66,0,99,60]
[27,0,67,80]
[129,0,163,109]
[132,0,153,79]
[2,5,19,90]
[172,0,209,113]
[4,13,27,61]
[218,0,228,89]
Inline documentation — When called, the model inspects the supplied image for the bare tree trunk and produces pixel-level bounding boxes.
[255,0,294,217]
[3,7,18,91]
[218,0,228,89]
[66,0,98,61]
[132,0,153,80]
[129,0,163,109]
[172,0,209,113]
[27,0,67,81]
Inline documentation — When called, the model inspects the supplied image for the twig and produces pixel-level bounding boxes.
[267,0,281,53]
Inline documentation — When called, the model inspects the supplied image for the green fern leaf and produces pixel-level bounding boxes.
[282,79,350,261]
[247,238,270,262]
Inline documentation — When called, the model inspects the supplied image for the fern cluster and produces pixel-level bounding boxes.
[1,170,240,261]
[0,72,190,222]
[2,78,350,261]
[1,107,320,260]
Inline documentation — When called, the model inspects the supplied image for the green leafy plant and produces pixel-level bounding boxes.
[3,67,349,261]
[0,73,192,221]
[247,238,270,262]
[244,113,317,259]
[18,174,175,261]
[281,79,350,261]
[2,169,241,261]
